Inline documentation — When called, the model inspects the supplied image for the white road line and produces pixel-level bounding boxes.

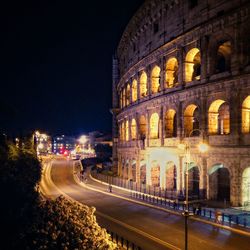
[41,160,181,250]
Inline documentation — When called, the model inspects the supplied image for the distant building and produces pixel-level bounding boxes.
[52,135,76,155]
[35,132,52,155]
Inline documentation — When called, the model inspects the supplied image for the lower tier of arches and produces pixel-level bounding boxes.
[117,147,250,207]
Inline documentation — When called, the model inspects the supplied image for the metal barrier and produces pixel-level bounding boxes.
[106,229,142,250]
[90,172,250,229]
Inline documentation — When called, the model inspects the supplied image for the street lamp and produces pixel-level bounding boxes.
[179,129,208,250]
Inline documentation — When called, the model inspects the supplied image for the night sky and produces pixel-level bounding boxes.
[0,0,144,136]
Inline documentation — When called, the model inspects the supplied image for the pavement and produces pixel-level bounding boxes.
[40,157,250,250]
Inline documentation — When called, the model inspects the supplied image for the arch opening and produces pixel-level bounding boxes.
[151,161,160,187]
[150,113,159,139]
[208,100,230,135]
[165,58,178,88]
[131,119,137,140]
[151,66,161,94]
[139,115,146,140]
[165,109,177,138]
[140,71,148,98]
[132,80,138,102]
[140,160,146,184]
[184,104,199,136]
[209,164,230,202]
[165,161,177,190]
[242,96,250,134]
[185,48,201,82]
[242,167,250,206]
[215,41,231,73]
[126,84,130,106]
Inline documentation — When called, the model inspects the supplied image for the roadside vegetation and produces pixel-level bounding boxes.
[0,134,117,250]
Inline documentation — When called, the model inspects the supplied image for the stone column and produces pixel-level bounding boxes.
[177,46,184,86]
[177,101,183,138]
[200,36,209,83]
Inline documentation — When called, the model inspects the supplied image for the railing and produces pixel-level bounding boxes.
[91,172,250,229]
[107,229,142,250]
[91,172,201,200]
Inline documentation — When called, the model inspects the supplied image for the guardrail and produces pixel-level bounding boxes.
[91,172,250,229]
[107,229,141,250]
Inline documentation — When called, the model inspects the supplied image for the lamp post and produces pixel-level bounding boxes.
[179,129,208,250]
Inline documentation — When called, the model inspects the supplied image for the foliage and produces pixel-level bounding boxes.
[0,136,118,250]
[0,136,41,250]
[26,196,118,250]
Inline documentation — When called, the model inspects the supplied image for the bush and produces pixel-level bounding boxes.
[26,196,118,250]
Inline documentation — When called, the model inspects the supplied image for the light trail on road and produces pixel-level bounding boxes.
[40,158,250,250]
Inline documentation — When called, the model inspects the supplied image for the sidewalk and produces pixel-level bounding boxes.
[75,169,250,237]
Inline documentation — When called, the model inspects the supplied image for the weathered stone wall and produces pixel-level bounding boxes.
[113,0,250,206]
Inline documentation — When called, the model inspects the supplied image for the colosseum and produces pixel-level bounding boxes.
[111,0,250,207]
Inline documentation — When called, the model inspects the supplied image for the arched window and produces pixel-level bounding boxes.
[132,80,138,102]
[121,122,125,141]
[125,120,129,141]
[165,58,178,88]
[184,104,199,136]
[122,88,126,107]
[242,96,250,134]
[139,115,147,140]
[185,48,201,82]
[126,84,130,106]
[140,71,147,98]
[150,113,159,139]
[208,100,230,135]
[215,41,231,73]
[151,66,161,94]
[165,109,177,138]
[131,119,137,140]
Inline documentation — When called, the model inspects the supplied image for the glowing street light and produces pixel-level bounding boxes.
[179,129,208,250]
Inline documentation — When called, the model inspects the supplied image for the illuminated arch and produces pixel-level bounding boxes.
[131,119,137,140]
[215,41,232,73]
[150,113,159,139]
[183,104,199,136]
[122,88,126,107]
[208,100,230,135]
[242,167,250,206]
[165,58,178,88]
[151,160,160,187]
[139,115,147,140]
[140,71,147,98]
[121,122,125,141]
[165,109,177,138]
[132,79,138,102]
[126,84,130,106]
[185,48,201,82]
[242,96,250,134]
[151,66,161,94]
[125,120,129,141]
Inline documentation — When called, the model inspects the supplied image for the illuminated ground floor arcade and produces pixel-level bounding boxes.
[117,146,250,207]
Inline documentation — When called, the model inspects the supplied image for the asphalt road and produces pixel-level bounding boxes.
[40,158,250,250]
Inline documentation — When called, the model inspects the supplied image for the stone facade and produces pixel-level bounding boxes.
[112,0,250,206]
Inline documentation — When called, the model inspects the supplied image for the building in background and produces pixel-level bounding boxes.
[52,135,76,156]
[35,131,52,155]
[112,0,250,207]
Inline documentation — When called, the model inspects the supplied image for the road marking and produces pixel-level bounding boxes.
[41,160,181,250]
[74,168,250,238]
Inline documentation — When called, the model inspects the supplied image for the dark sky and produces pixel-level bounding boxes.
[0,0,144,136]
